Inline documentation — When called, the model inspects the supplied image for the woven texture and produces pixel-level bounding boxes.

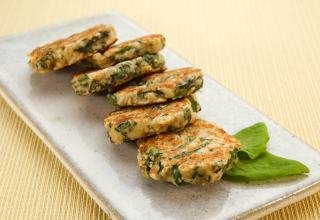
[0,0,319,219]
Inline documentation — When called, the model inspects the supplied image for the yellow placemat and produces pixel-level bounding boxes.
[0,0,319,219]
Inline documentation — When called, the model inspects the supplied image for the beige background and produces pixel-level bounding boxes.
[0,0,319,219]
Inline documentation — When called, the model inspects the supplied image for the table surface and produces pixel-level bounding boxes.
[0,0,319,219]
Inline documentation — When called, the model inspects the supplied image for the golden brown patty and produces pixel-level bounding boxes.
[137,119,241,185]
[71,53,166,96]
[28,24,117,73]
[82,34,165,69]
[104,96,201,144]
[106,67,203,107]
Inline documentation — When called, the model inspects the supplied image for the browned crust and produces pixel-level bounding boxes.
[116,67,202,93]
[106,34,164,51]
[29,24,116,62]
[138,119,241,166]
[104,97,191,125]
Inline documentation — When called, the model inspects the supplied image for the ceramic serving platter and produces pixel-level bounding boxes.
[0,11,319,220]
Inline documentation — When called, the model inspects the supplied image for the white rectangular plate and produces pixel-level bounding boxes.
[0,12,320,220]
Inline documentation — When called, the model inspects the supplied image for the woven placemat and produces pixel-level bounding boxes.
[0,0,319,219]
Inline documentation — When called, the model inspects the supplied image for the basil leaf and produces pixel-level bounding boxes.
[234,122,269,159]
[224,152,309,181]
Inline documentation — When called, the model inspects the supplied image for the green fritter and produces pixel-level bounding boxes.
[104,95,201,144]
[137,119,241,185]
[82,34,165,69]
[28,24,117,74]
[106,67,203,107]
[71,53,166,96]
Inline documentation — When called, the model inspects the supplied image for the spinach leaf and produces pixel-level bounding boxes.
[142,54,163,68]
[224,122,309,182]
[187,96,201,112]
[234,122,269,159]
[115,120,137,139]
[137,90,164,99]
[183,108,192,123]
[171,165,183,185]
[76,36,100,53]
[37,51,55,69]
[117,45,134,54]
[224,152,309,181]
[145,148,163,173]
[106,94,118,106]
[75,31,109,53]
[111,63,132,82]
[174,78,196,99]
[116,121,132,131]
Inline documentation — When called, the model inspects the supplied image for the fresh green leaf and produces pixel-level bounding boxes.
[234,122,269,159]
[225,122,309,182]
[224,152,309,181]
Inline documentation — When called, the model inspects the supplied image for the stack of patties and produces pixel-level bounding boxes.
[71,34,166,95]
[28,24,240,186]
[102,64,240,185]
[103,67,203,143]
[103,66,240,185]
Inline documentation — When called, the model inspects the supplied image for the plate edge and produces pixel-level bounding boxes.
[236,180,320,219]
[116,11,320,157]
[112,12,320,218]
[1,83,320,220]
[0,87,123,220]
[0,10,319,219]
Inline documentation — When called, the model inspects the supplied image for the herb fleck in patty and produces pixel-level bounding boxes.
[104,96,200,144]
[71,53,166,96]
[28,24,117,73]
[82,34,165,69]
[137,119,240,185]
[106,67,203,106]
